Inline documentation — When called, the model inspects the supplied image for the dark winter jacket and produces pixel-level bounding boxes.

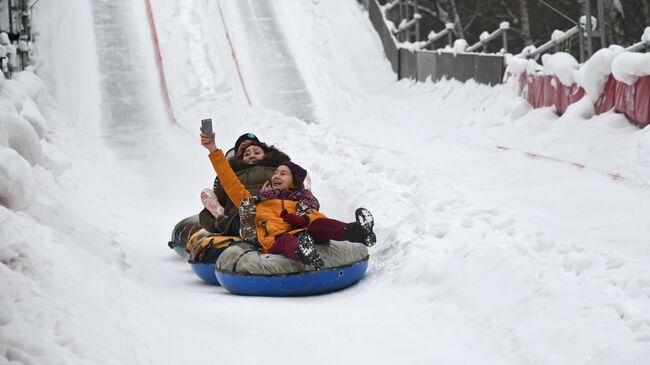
[199,147,290,234]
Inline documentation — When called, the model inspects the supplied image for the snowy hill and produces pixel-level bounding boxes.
[1,0,649,364]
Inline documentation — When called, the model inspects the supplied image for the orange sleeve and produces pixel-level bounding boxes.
[208,150,251,208]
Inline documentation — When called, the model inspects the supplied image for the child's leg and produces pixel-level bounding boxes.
[308,208,376,247]
[306,218,347,242]
[270,233,299,261]
[271,233,325,270]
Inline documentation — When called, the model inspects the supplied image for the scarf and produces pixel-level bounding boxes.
[257,185,320,211]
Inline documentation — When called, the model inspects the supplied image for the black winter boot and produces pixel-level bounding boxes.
[295,232,325,270]
[343,208,376,247]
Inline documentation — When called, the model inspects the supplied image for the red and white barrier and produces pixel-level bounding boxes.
[594,74,650,126]
[518,72,650,127]
[522,74,585,115]
[510,48,650,127]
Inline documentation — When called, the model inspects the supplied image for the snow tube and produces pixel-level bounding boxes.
[187,233,243,285]
[167,214,202,258]
[190,263,220,285]
[215,241,369,296]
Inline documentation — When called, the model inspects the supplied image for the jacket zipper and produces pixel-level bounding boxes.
[261,221,269,236]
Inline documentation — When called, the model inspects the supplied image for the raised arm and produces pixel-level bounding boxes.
[201,131,251,208]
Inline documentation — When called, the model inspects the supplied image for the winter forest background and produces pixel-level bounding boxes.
[396,0,649,54]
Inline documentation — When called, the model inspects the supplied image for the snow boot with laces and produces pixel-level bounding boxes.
[295,232,324,270]
[238,196,258,243]
[201,188,225,218]
[343,208,376,247]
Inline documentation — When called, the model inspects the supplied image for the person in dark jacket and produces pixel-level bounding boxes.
[199,136,290,236]
[225,132,260,159]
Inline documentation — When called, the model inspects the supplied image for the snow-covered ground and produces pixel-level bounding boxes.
[2,0,650,364]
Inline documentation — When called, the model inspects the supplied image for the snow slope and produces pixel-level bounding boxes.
[2,0,650,364]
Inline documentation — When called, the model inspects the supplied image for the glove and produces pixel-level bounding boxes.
[280,209,308,228]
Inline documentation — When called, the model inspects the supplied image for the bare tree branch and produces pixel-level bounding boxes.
[462,0,482,32]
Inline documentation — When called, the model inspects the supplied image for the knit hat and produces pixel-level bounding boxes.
[235,140,269,160]
[234,133,259,153]
[280,161,307,187]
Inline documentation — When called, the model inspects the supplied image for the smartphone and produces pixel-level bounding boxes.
[201,118,213,139]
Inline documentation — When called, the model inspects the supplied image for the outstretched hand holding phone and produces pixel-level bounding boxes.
[200,118,217,153]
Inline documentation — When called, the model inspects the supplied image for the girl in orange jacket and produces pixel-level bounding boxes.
[201,131,376,269]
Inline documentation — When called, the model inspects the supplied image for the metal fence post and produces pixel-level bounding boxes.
[596,0,606,47]
[584,0,593,58]
[398,0,404,22]
[578,22,585,63]
[414,0,420,42]
[402,0,408,41]
[8,0,13,32]
[501,22,509,53]
[20,0,29,41]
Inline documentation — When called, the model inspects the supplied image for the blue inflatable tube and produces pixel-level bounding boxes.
[187,235,241,285]
[215,258,368,296]
[190,263,220,285]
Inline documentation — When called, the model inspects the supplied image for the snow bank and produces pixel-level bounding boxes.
[0,111,41,165]
[611,51,650,85]
[0,72,51,209]
[575,46,622,101]
[506,43,650,86]
[452,38,468,53]
[0,71,69,358]
[541,52,578,86]
[0,66,151,363]
[511,45,650,125]
[509,45,650,90]
[0,147,34,209]
[504,55,539,78]
[0,8,151,357]
[643,27,650,43]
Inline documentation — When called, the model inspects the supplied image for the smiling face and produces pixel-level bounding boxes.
[242,145,265,164]
[271,165,294,190]
[237,140,254,156]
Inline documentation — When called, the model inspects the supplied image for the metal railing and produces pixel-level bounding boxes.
[393,12,421,41]
[377,0,649,62]
[518,23,649,61]
[420,23,455,50]
[624,27,650,53]
[517,25,582,59]
[466,22,510,53]
[0,0,34,77]
[369,0,506,85]
[383,0,422,43]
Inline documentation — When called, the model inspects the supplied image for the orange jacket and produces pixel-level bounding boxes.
[209,150,327,252]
